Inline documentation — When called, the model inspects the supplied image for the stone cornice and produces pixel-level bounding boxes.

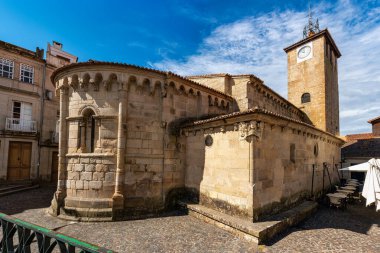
[51,61,233,101]
[181,108,345,146]
[66,153,114,158]
[283,29,341,58]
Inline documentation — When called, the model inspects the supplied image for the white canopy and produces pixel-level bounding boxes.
[362,159,380,211]
[339,162,370,172]
[340,159,380,211]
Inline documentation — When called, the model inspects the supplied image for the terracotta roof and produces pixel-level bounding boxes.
[186,73,231,78]
[51,60,233,100]
[182,107,343,142]
[345,133,374,141]
[368,116,380,124]
[283,29,341,58]
[186,73,257,78]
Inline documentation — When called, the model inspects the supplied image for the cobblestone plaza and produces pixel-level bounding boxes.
[1,186,379,252]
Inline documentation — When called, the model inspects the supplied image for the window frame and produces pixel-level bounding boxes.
[20,63,34,84]
[0,58,14,79]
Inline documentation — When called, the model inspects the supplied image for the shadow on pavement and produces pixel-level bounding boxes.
[264,203,380,246]
[0,184,56,215]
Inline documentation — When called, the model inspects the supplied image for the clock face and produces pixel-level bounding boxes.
[298,46,311,59]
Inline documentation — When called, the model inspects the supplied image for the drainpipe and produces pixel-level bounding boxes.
[37,62,47,182]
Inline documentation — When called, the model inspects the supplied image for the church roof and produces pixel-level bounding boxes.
[283,29,341,58]
[182,107,343,143]
[50,60,233,100]
[186,73,257,78]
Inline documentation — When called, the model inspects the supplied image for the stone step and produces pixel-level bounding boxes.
[0,184,32,193]
[179,201,318,245]
[0,185,40,197]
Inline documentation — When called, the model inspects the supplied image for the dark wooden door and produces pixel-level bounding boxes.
[7,142,32,180]
[51,151,59,182]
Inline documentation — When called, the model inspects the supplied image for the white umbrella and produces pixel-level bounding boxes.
[361,159,380,211]
[339,162,370,172]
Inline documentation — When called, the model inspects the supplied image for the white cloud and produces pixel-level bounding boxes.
[151,0,380,135]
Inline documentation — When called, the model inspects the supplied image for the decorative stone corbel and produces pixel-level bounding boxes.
[93,73,103,91]
[69,76,79,91]
[161,83,168,97]
[238,121,263,141]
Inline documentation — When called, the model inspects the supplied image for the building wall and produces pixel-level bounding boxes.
[185,128,253,218]
[53,66,232,217]
[188,75,308,123]
[0,41,76,182]
[372,121,380,136]
[0,46,44,181]
[183,114,342,221]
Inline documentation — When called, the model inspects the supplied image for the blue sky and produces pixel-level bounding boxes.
[1,0,379,135]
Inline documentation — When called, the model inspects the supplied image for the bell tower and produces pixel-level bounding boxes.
[284,11,341,136]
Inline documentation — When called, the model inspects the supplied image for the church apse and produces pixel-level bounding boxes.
[49,62,232,220]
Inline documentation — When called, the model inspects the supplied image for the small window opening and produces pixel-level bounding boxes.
[80,109,96,153]
[301,93,311,103]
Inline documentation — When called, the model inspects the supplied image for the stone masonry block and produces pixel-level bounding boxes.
[93,172,105,181]
[74,164,84,172]
[96,164,108,172]
[89,181,103,190]
[85,164,95,172]
[105,172,115,182]
[80,172,93,181]
[75,180,84,190]
[68,171,80,180]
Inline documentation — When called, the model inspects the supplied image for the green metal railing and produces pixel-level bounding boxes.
[0,213,114,253]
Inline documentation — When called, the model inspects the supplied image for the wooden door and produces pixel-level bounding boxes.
[7,142,32,180]
[51,151,59,183]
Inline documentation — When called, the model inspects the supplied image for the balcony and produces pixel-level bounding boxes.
[5,118,37,133]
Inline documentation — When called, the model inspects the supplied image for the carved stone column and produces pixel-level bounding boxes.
[237,121,264,220]
[112,86,127,215]
[50,81,69,216]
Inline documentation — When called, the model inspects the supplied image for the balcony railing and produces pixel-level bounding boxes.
[5,118,37,133]
[0,212,114,252]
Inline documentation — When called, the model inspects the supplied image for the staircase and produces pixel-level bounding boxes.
[0,183,40,197]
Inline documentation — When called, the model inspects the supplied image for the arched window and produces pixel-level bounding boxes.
[301,93,311,103]
[80,109,96,153]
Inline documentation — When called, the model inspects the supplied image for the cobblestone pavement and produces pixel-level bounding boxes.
[0,185,379,252]
[261,203,380,253]
[0,185,255,252]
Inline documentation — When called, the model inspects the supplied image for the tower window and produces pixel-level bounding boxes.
[301,93,311,103]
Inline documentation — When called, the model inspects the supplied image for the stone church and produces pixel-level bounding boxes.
[49,26,344,222]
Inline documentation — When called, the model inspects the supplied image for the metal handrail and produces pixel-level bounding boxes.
[0,213,114,253]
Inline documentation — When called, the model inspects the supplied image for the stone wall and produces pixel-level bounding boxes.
[187,75,308,124]
[51,64,232,219]
[183,111,343,221]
